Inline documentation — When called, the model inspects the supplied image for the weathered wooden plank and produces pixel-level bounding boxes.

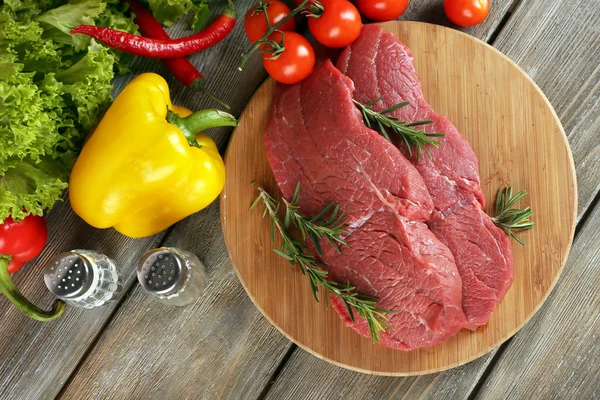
[0,198,166,400]
[264,348,497,400]
[491,0,600,218]
[476,203,600,399]
[52,1,518,399]
[58,204,292,400]
[251,0,600,398]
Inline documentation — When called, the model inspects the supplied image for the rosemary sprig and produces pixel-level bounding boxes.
[353,98,444,160]
[250,185,395,342]
[492,187,534,246]
[283,182,348,256]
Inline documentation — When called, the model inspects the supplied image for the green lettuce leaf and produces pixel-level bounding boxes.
[97,2,139,33]
[0,20,66,163]
[143,0,211,29]
[56,40,116,131]
[190,1,210,31]
[0,157,69,221]
[145,0,190,27]
[0,69,73,164]
[35,0,106,51]
[1,0,54,19]
[0,1,136,222]
[0,11,63,73]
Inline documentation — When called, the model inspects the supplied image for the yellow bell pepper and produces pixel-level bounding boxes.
[69,73,236,238]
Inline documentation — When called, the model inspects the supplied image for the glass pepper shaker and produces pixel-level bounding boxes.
[43,250,121,309]
[136,247,206,306]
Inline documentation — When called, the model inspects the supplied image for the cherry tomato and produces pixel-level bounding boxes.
[307,0,362,48]
[262,31,315,84]
[444,0,490,27]
[356,0,409,22]
[244,1,296,43]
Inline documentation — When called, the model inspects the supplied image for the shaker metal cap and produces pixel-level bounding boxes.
[137,248,183,295]
[44,253,93,298]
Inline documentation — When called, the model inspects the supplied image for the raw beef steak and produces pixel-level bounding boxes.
[264,61,466,350]
[338,25,513,330]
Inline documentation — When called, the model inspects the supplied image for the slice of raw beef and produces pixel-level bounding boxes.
[264,60,466,350]
[338,25,514,330]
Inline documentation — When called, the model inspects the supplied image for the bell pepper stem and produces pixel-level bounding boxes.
[0,258,65,322]
[167,108,237,148]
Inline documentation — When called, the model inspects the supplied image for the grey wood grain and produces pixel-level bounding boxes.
[0,197,166,400]
[476,203,600,399]
[264,348,497,400]
[58,205,293,400]
[491,0,600,219]
[251,0,600,399]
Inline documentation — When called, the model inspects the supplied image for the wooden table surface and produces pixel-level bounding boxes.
[1,1,598,399]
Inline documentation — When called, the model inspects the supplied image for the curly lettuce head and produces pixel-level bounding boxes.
[0,1,137,221]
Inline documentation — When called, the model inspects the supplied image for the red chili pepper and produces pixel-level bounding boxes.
[71,1,237,59]
[126,0,205,90]
[0,215,65,321]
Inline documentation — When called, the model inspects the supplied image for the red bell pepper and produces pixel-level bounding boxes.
[0,215,65,321]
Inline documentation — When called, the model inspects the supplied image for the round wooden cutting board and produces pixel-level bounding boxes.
[220,21,576,375]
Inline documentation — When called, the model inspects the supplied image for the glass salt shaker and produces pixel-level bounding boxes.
[43,250,121,309]
[136,247,206,306]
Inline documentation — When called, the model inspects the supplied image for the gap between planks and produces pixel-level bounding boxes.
[256,345,298,400]
[486,0,518,43]
[466,337,514,400]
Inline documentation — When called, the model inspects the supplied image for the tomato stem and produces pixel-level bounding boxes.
[303,1,324,18]
[255,2,273,29]
[239,0,310,71]
[261,32,287,60]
